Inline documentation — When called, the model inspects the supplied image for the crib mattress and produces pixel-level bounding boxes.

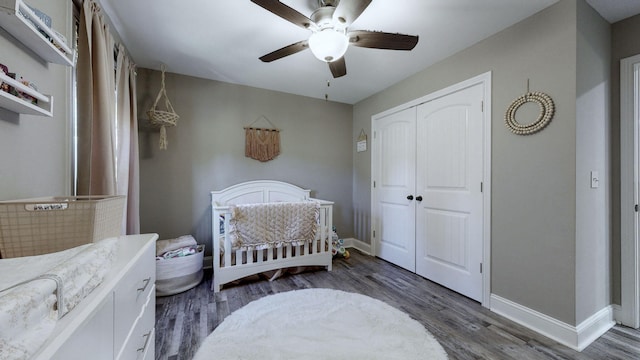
[0,238,118,360]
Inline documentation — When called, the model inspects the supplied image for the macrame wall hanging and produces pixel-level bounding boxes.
[147,65,180,149]
[505,80,555,135]
[244,116,281,162]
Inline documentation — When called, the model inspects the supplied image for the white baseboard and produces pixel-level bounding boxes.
[612,304,622,324]
[491,294,615,351]
[344,238,372,255]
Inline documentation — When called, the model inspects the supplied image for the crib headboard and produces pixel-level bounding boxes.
[211,180,311,206]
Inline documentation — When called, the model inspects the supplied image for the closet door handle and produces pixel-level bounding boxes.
[415,196,423,201]
[406,195,414,200]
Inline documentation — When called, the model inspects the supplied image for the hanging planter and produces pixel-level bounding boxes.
[147,65,179,149]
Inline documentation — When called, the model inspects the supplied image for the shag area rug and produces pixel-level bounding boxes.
[193,288,448,360]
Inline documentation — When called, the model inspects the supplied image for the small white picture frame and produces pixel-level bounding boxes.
[357,139,367,152]
[357,129,367,152]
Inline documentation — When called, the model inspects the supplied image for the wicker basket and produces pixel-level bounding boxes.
[0,195,125,258]
[156,244,204,297]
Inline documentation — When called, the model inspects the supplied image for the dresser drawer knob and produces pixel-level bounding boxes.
[137,277,151,292]
[137,330,152,352]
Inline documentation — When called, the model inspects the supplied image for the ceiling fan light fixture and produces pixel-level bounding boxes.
[308,28,349,62]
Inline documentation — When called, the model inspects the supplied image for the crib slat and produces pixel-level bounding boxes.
[319,205,326,254]
[224,215,232,268]
[235,249,242,265]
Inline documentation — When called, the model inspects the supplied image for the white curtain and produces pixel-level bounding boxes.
[76,0,115,196]
[116,44,140,234]
[77,0,140,234]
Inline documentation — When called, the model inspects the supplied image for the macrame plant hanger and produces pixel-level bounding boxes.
[147,64,179,149]
[244,115,281,162]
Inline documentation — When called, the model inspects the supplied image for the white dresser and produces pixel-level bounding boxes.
[31,233,158,360]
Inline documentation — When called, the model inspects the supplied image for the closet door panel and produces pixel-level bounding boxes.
[373,107,417,272]
[415,83,484,302]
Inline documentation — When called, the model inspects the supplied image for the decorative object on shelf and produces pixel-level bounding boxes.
[7,73,38,104]
[147,64,179,150]
[505,80,555,135]
[244,115,280,162]
[0,70,52,116]
[356,129,367,152]
[19,3,51,39]
[0,63,9,93]
[0,0,75,66]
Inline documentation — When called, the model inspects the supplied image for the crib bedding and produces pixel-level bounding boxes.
[0,238,118,360]
[216,202,330,266]
[228,202,319,250]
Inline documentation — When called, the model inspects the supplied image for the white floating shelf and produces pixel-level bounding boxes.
[0,0,74,66]
[0,71,52,116]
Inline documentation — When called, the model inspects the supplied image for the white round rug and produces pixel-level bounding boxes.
[193,288,448,360]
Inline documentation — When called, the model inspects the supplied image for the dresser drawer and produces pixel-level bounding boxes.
[117,285,155,360]
[52,294,114,360]
[114,244,155,349]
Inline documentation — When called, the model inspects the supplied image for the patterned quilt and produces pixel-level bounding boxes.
[228,202,319,250]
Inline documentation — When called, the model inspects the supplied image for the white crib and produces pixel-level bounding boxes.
[210,180,333,292]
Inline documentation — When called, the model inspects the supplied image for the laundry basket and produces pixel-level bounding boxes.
[156,244,204,296]
[0,195,125,258]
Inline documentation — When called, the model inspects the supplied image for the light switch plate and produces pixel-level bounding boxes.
[591,171,599,189]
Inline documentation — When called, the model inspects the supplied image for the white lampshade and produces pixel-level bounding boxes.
[308,29,349,62]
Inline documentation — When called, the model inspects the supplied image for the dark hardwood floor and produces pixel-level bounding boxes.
[155,250,640,359]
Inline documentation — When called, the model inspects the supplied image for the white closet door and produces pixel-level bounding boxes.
[415,83,484,302]
[373,107,417,272]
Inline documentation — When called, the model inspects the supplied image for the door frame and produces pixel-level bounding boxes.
[620,54,640,328]
[371,72,492,308]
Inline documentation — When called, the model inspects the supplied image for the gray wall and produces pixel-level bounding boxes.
[352,0,607,325]
[0,0,72,200]
[575,0,611,324]
[137,69,353,250]
[610,12,640,307]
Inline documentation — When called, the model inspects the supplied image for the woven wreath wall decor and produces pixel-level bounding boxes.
[504,91,555,135]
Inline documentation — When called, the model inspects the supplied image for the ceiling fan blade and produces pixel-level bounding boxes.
[348,30,419,50]
[332,0,372,26]
[259,40,309,62]
[251,0,317,31]
[328,57,347,78]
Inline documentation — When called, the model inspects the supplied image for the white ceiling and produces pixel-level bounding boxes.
[586,0,640,23]
[97,0,640,104]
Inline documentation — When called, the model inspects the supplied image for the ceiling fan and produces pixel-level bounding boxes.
[251,0,419,78]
